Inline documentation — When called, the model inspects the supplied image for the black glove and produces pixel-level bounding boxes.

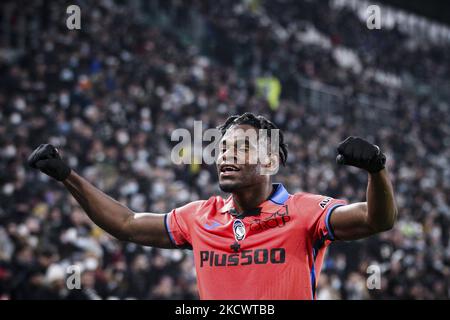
[336,137,386,173]
[28,144,71,181]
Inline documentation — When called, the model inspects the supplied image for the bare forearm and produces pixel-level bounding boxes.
[330,170,397,240]
[28,144,170,246]
[366,169,397,231]
[63,171,133,240]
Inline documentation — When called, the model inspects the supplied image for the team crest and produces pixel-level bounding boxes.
[233,219,246,241]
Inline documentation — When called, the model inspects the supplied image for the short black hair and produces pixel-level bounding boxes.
[217,112,288,166]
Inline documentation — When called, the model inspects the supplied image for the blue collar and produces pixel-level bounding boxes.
[269,183,290,205]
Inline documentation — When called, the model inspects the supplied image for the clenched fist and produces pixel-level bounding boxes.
[28,144,71,181]
[336,137,386,173]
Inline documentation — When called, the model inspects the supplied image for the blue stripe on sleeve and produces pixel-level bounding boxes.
[164,213,177,247]
[325,204,345,241]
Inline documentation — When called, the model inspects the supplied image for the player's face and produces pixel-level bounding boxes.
[216,124,267,193]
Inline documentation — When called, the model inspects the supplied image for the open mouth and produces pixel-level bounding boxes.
[219,164,240,174]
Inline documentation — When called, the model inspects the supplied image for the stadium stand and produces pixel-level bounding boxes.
[0,0,449,299]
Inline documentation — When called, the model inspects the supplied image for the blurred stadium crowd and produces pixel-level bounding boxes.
[0,0,449,299]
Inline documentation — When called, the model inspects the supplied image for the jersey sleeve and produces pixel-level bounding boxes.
[294,193,348,243]
[164,201,204,249]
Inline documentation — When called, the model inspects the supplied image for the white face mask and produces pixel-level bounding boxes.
[59,92,70,107]
[84,257,99,270]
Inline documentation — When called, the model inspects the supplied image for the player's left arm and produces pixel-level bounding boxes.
[329,137,398,240]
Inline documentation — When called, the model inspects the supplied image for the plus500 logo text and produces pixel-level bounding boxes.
[200,248,286,267]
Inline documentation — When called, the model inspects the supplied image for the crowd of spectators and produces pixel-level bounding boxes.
[0,0,449,299]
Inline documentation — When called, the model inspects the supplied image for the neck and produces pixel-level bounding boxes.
[232,183,273,213]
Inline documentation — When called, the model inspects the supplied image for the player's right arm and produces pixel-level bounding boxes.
[63,171,174,248]
[27,144,174,248]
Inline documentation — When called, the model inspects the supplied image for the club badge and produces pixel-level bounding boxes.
[233,219,246,242]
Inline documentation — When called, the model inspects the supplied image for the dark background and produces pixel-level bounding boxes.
[379,0,450,25]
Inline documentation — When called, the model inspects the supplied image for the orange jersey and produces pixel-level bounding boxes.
[165,183,347,300]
